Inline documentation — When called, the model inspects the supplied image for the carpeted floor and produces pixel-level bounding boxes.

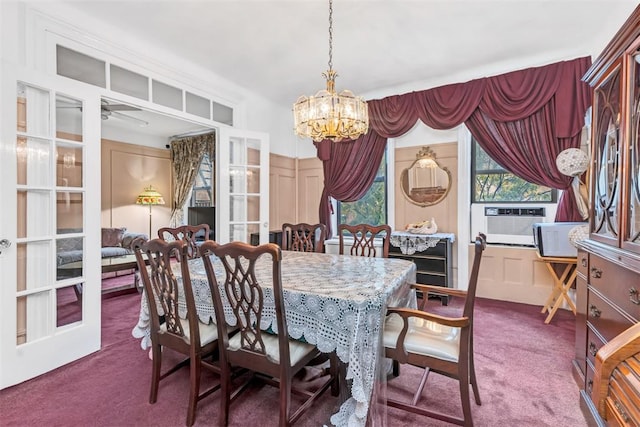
[0,273,587,427]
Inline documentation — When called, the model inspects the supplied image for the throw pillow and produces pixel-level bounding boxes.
[101,227,126,248]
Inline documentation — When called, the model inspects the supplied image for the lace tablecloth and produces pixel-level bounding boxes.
[132,250,416,427]
[389,231,456,255]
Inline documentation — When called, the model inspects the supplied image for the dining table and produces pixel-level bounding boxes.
[131,250,417,427]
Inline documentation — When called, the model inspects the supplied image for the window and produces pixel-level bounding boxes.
[337,152,387,225]
[472,139,557,203]
[190,153,213,207]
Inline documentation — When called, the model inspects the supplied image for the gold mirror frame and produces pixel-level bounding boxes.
[400,146,452,207]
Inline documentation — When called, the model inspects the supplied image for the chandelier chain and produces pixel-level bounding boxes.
[328,0,333,72]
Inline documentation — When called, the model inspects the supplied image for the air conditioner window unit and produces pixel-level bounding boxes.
[470,203,557,245]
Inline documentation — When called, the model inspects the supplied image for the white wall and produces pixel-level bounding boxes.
[1,2,288,154]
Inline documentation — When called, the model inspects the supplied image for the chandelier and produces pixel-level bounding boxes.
[293,0,369,142]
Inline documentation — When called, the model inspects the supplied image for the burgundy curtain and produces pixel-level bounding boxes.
[316,56,592,234]
[315,130,387,237]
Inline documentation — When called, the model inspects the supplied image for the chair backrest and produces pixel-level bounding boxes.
[281,223,326,253]
[338,223,391,258]
[199,241,289,372]
[134,238,202,348]
[463,233,487,320]
[158,224,210,259]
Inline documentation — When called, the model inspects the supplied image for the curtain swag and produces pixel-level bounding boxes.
[316,56,592,236]
[169,132,215,226]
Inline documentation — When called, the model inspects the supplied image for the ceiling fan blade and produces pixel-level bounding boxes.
[109,110,149,127]
[101,100,141,112]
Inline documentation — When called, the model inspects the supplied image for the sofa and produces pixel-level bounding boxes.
[56,227,148,268]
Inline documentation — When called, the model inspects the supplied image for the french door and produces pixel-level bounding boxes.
[0,66,102,389]
[217,127,269,244]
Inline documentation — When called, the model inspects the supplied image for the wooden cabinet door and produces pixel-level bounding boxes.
[623,43,640,253]
[591,65,622,247]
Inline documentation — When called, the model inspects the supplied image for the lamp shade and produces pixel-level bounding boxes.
[556,148,589,177]
[135,186,165,205]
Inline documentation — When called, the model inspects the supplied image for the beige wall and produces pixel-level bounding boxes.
[101,139,172,237]
[269,154,297,231]
[474,243,568,307]
[297,157,324,224]
[268,153,324,231]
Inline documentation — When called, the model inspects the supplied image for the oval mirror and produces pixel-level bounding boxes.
[400,146,451,207]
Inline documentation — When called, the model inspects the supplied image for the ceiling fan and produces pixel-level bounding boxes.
[99,100,148,127]
[57,100,149,127]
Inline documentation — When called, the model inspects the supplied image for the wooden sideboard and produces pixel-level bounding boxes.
[576,5,640,425]
[575,243,640,425]
[388,232,454,305]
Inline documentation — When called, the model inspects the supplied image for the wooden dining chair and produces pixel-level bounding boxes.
[383,233,487,427]
[281,222,326,253]
[133,238,221,427]
[158,224,210,259]
[199,240,337,427]
[338,223,391,258]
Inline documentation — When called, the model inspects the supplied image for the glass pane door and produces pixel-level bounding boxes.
[1,67,101,389]
[217,128,269,244]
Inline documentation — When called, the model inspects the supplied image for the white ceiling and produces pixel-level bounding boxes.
[59,0,639,109]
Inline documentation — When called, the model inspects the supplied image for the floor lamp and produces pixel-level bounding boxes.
[135,185,165,238]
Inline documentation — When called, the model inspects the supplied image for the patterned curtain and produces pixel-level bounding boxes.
[169,132,215,226]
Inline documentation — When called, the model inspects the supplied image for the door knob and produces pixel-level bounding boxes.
[0,239,11,255]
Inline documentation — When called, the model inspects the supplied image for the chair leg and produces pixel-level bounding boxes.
[469,354,481,405]
[330,352,340,397]
[279,374,292,427]
[219,363,231,427]
[392,359,400,377]
[150,344,162,404]
[459,362,473,427]
[186,355,201,427]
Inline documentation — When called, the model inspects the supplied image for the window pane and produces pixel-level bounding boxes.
[152,80,183,110]
[186,92,210,119]
[110,65,149,100]
[212,101,233,125]
[190,153,213,207]
[56,46,106,88]
[339,181,386,225]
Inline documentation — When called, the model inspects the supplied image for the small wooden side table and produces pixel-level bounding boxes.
[537,252,578,324]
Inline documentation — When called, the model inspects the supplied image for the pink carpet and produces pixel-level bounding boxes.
[0,273,587,426]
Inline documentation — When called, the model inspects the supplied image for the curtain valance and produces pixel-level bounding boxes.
[317,56,593,236]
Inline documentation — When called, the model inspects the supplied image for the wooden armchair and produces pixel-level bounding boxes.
[338,223,391,258]
[383,233,486,426]
[199,241,337,426]
[592,321,640,425]
[133,238,221,426]
[158,224,210,259]
[281,223,326,253]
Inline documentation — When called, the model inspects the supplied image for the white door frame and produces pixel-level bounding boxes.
[217,126,270,244]
[0,64,102,389]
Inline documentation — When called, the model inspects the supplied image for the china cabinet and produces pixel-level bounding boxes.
[576,5,640,425]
